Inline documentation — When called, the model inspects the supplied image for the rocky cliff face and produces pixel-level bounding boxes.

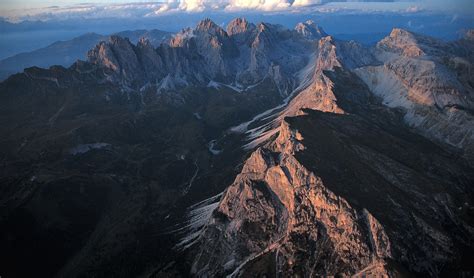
[355,28,474,163]
[295,20,328,40]
[191,120,396,277]
[87,18,317,95]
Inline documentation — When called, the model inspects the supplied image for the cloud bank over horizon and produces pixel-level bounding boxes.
[0,0,472,22]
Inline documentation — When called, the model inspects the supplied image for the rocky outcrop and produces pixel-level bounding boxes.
[240,34,373,150]
[295,20,327,40]
[193,103,474,277]
[88,36,142,82]
[356,28,474,162]
[191,119,393,277]
[190,25,474,278]
[87,18,319,94]
[226,17,256,40]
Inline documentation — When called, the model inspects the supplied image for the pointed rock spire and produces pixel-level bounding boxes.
[195,18,227,37]
[377,28,424,57]
[295,20,327,40]
[226,17,255,36]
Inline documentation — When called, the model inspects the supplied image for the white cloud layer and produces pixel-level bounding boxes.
[1,0,472,22]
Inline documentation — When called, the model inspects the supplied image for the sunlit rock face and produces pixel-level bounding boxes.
[189,25,474,277]
[87,18,318,93]
[295,20,328,40]
[192,119,393,277]
[356,28,474,163]
[226,17,256,38]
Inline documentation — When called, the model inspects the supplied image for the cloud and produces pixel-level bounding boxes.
[145,0,416,15]
[293,0,324,7]
[151,0,296,14]
[225,0,292,11]
[2,0,471,22]
[1,2,163,21]
[405,5,422,13]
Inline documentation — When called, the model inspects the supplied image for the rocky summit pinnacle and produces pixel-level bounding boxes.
[226,17,255,36]
[295,20,328,40]
[195,18,227,36]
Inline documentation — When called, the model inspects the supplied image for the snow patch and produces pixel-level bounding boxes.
[193,112,202,120]
[208,140,222,155]
[207,80,221,89]
[175,192,224,250]
[182,159,199,195]
[222,83,243,93]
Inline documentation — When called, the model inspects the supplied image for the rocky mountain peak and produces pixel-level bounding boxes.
[389,28,414,39]
[137,37,152,48]
[252,22,279,48]
[108,35,131,45]
[196,18,217,29]
[295,20,327,40]
[226,17,255,36]
[256,22,269,33]
[87,35,135,71]
[87,35,146,84]
[316,36,342,71]
[169,27,194,48]
[195,18,227,37]
[377,28,424,57]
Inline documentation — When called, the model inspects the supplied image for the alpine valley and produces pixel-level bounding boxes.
[0,18,473,277]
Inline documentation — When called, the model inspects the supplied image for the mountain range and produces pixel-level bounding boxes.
[0,18,473,277]
[0,29,171,81]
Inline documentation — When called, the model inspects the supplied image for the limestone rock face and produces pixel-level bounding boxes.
[356,28,474,162]
[192,102,474,277]
[86,18,319,95]
[295,20,327,40]
[226,17,256,38]
[192,120,392,277]
[193,18,239,79]
[88,36,144,84]
[188,25,474,278]
[136,38,164,80]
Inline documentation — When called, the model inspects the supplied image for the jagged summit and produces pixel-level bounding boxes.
[377,28,424,57]
[87,35,138,75]
[295,20,327,40]
[195,18,228,37]
[378,27,451,57]
[84,17,319,91]
[137,37,152,48]
[196,18,218,30]
[226,17,255,36]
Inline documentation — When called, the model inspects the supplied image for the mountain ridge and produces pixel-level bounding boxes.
[0,29,172,81]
